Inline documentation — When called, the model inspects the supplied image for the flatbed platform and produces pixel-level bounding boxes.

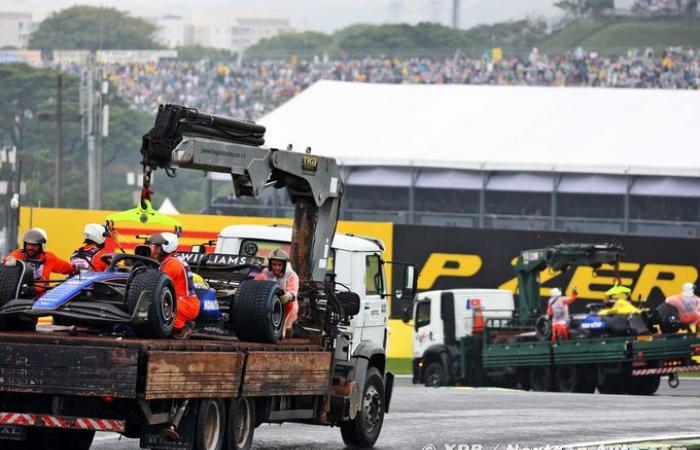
[0,330,330,400]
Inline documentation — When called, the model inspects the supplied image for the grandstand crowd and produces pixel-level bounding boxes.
[93,46,700,121]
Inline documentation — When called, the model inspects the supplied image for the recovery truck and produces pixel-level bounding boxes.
[0,105,417,450]
[407,243,700,395]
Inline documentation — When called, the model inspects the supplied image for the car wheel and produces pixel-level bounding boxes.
[127,270,176,338]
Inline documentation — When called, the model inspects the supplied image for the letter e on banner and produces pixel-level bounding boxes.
[418,253,482,290]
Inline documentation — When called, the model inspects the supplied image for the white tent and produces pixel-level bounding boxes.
[260,81,700,178]
[158,197,180,215]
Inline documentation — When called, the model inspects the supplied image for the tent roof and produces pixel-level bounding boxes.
[260,81,700,178]
[157,197,180,215]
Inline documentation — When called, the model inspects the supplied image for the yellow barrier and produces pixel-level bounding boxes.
[18,207,413,357]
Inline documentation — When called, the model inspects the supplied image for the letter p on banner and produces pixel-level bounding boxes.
[418,253,482,290]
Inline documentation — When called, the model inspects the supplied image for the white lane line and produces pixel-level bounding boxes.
[568,433,700,447]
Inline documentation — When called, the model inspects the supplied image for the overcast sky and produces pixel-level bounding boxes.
[6,0,560,31]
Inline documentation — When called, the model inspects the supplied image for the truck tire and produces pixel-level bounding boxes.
[529,366,553,392]
[628,375,660,396]
[231,280,284,343]
[340,367,385,448]
[424,362,447,387]
[226,397,255,450]
[598,374,628,395]
[195,399,226,450]
[0,263,36,332]
[555,365,578,393]
[127,270,176,338]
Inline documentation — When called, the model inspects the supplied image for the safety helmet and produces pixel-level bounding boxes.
[550,287,562,298]
[83,223,107,245]
[268,248,289,271]
[682,282,696,295]
[23,228,47,247]
[150,232,179,254]
[605,284,631,300]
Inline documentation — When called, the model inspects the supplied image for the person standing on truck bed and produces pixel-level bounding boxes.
[547,287,579,341]
[149,232,201,339]
[255,248,299,338]
[70,223,110,272]
[664,282,700,331]
[2,228,75,295]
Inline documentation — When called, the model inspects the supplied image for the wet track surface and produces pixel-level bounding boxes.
[92,377,700,450]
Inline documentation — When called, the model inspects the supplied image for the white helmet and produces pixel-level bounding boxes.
[682,282,696,295]
[84,223,107,245]
[550,287,562,298]
[150,232,179,254]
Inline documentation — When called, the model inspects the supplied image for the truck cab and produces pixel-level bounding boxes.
[215,224,390,353]
[408,289,514,386]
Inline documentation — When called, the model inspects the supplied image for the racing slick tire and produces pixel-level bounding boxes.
[0,263,36,332]
[195,399,226,450]
[127,270,176,338]
[340,367,385,448]
[628,375,660,396]
[226,397,255,450]
[535,315,551,341]
[231,280,284,343]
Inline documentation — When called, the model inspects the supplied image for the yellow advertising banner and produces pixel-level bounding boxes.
[17,207,414,358]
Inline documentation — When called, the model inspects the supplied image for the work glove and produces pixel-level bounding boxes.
[4,256,17,267]
[280,293,293,304]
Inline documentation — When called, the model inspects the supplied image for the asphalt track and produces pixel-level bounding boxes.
[91,377,700,450]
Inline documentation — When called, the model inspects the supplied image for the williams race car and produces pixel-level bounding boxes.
[0,250,279,341]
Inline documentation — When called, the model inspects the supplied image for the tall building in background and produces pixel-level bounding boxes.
[230,18,293,55]
[0,12,33,49]
[154,15,188,48]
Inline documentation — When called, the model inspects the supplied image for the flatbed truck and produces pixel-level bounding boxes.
[0,105,417,449]
[409,243,700,394]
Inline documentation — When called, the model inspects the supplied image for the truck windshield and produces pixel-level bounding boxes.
[240,239,335,272]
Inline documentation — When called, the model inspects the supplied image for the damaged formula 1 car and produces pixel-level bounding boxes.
[0,249,265,339]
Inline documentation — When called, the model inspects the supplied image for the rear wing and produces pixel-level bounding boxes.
[179,252,264,282]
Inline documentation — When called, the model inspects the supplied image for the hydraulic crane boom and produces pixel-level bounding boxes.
[514,243,625,323]
[140,104,343,283]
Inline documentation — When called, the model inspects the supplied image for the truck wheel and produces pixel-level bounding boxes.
[232,280,284,343]
[529,366,553,392]
[226,397,255,450]
[555,365,581,393]
[628,375,660,396]
[0,264,36,332]
[127,270,176,339]
[598,374,628,395]
[196,399,226,450]
[424,362,446,387]
[340,367,385,448]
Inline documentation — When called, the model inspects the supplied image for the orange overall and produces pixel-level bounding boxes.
[160,255,201,330]
[3,250,74,295]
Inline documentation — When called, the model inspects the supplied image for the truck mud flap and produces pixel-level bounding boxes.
[384,372,394,413]
[140,406,196,450]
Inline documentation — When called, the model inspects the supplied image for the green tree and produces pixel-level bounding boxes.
[246,31,332,59]
[555,0,615,17]
[29,6,160,53]
[176,45,236,62]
